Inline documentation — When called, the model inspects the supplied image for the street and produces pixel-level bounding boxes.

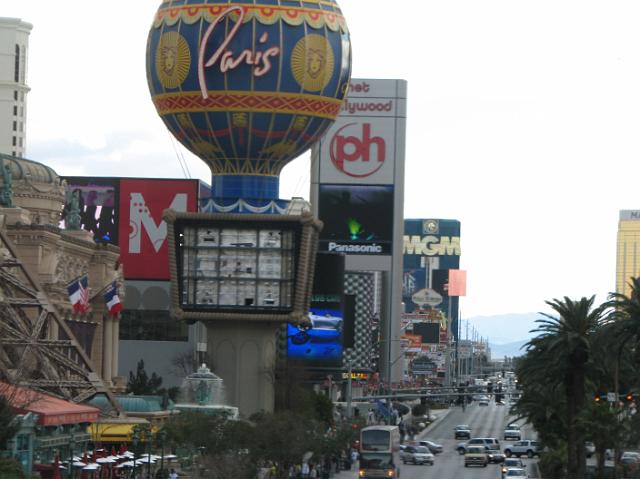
[337,399,541,479]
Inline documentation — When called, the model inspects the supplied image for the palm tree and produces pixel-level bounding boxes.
[606,276,640,470]
[527,296,609,479]
[608,276,640,363]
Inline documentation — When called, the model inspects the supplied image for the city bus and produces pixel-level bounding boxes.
[358,425,401,478]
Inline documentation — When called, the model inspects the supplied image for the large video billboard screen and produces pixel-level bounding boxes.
[318,184,394,255]
[61,178,120,244]
[287,308,344,362]
[413,322,440,344]
[63,177,200,281]
[287,252,345,367]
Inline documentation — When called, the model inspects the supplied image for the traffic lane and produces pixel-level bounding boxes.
[398,453,505,479]
[413,400,541,478]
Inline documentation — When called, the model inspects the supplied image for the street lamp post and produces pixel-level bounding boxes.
[346,359,353,419]
[132,429,140,479]
[159,429,167,478]
[68,434,75,479]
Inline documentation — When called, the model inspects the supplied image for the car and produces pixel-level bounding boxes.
[457,438,501,455]
[504,467,529,478]
[501,458,526,477]
[504,426,522,441]
[464,446,489,467]
[418,440,443,454]
[488,451,506,463]
[478,396,490,406]
[504,440,541,458]
[585,441,596,458]
[400,445,434,465]
[454,425,471,439]
[621,451,640,464]
[289,313,342,345]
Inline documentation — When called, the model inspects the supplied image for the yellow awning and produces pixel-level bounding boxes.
[88,423,158,443]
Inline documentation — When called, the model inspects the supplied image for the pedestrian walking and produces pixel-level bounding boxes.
[309,464,317,479]
[301,462,310,479]
[169,470,178,479]
[367,409,375,425]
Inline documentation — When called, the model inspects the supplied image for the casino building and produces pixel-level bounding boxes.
[616,210,640,296]
[0,17,31,159]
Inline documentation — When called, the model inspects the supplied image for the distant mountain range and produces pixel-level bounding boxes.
[466,312,543,359]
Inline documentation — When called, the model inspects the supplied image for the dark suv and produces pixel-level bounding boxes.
[454,425,472,439]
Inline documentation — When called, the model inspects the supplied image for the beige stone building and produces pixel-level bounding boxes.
[0,153,124,390]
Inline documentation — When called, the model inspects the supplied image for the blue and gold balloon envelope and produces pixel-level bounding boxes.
[146,0,351,196]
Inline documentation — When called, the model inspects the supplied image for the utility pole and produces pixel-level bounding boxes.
[346,359,353,419]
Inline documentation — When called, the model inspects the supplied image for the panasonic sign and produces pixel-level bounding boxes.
[328,242,384,254]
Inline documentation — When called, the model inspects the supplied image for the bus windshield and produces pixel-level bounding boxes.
[361,430,391,452]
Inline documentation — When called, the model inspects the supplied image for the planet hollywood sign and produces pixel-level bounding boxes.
[329,123,386,178]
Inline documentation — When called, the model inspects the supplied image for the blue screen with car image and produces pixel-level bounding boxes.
[287,308,343,363]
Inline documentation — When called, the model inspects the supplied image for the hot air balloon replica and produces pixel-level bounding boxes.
[146,0,352,211]
[149,1,351,415]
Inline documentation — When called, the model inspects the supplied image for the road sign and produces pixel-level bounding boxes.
[607,392,617,403]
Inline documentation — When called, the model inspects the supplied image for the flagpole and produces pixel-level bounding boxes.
[88,280,119,302]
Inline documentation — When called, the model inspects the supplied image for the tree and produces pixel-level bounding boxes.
[250,411,319,479]
[127,359,163,395]
[0,395,19,449]
[524,296,608,479]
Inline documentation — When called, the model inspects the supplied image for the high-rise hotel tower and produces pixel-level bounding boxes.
[616,210,640,296]
[0,18,32,158]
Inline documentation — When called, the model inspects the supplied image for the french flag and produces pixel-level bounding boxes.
[103,282,123,317]
[67,275,90,314]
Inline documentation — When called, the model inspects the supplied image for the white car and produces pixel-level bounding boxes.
[400,445,434,465]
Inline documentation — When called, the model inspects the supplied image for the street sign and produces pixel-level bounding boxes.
[411,288,443,308]
[607,392,617,403]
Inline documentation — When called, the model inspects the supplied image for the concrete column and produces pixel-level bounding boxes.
[207,321,277,417]
[111,318,119,379]
[102,316,113,383]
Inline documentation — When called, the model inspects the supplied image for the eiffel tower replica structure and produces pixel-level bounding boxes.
[0,225,122,414]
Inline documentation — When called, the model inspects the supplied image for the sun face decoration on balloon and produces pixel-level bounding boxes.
[146,0,352,200]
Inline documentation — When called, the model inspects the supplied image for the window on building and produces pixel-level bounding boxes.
[13,91,17,101]
[19,122,23,132]
[12,137,16,146]
[120,310,189,341]
[18,138,22,147]
[13,106,17,116]
[12,121,17,131]
[14,45,20,83]
[12,152,16,157]
[20,46,26,83]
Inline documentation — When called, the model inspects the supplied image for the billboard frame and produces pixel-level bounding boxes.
[164,210,322,325]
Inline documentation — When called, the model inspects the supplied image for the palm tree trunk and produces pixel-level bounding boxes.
[596,445,606,479]
[567,363,587,479]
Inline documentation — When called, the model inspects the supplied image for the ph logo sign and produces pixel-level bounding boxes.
[329,123,386,178]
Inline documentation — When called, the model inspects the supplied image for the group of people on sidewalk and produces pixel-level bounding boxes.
[278,450,359,479]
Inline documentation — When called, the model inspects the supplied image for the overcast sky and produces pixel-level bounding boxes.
[4,1,640,319]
